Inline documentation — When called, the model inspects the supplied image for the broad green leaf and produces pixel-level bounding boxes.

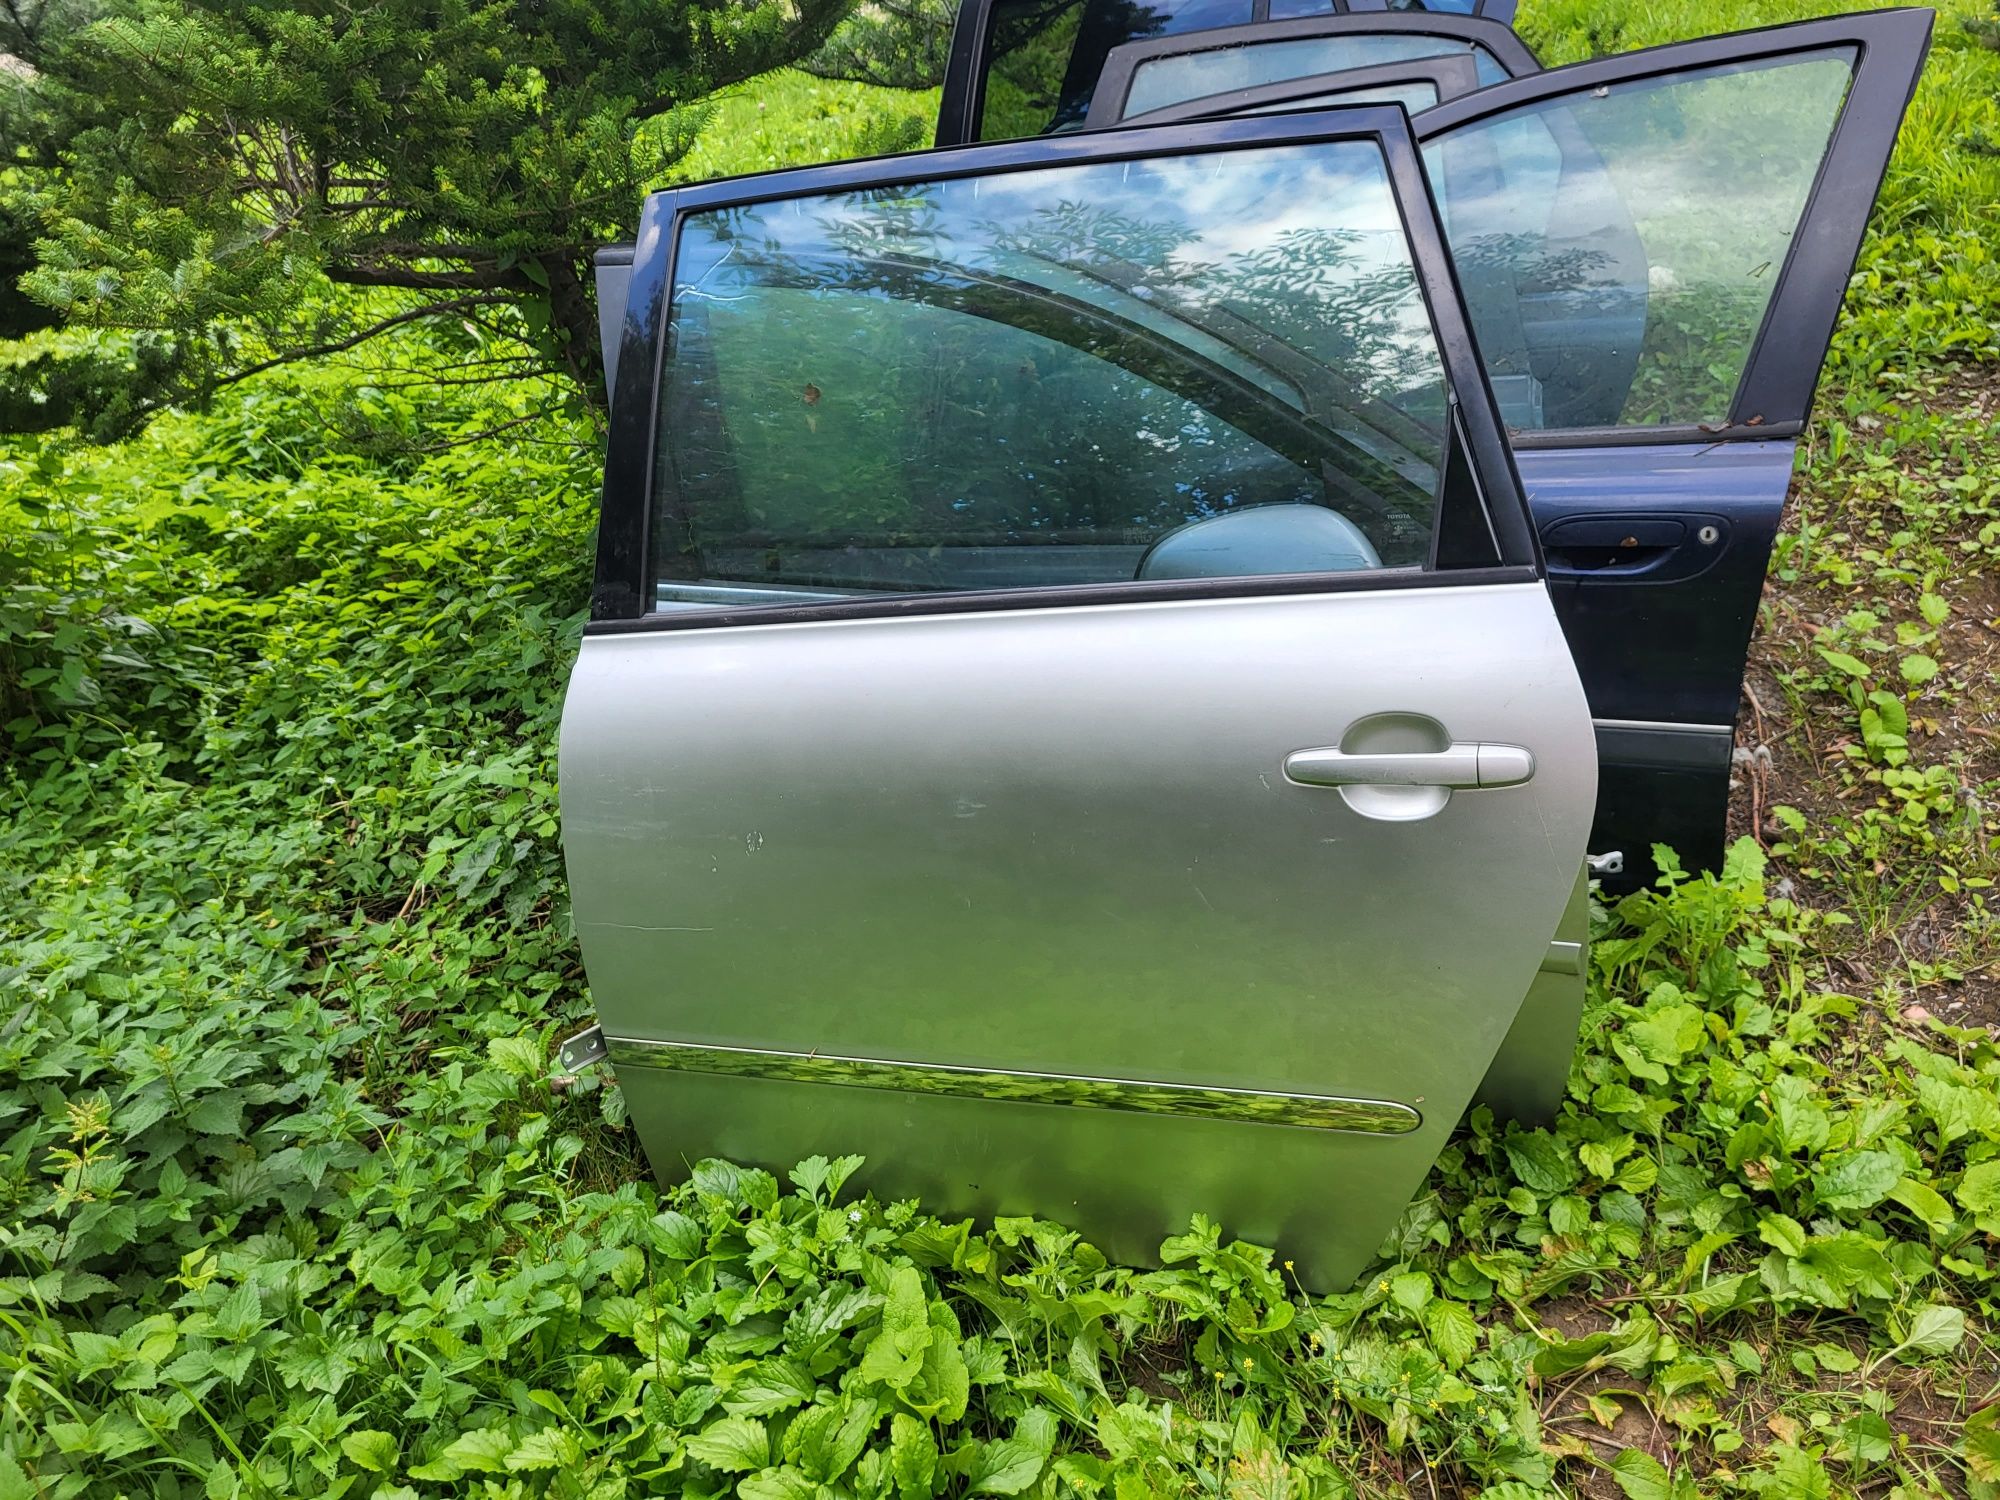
[1759,1443,1831,1500]
[890,1413,939,1500]
[340,1430,398,1473]
[1956,1161,2000,1214]
[1757,1215,1809,1259]
[1887,1177,1956,1231]
[1608,1448,1670,1500]
[1532,1315,1658,1378]
[909,1314,970,1422]
[740,1466,820,1500]
[1817,648,1870,678]
[1421,1299,1480,1368]
[1388,1272,1431,1311]
[505,1428,585,1471]
[859,1267,932,1390]
[1812,1150,1901,1212]
[1964,1405,2000,1484]
[409,1427,515,1480]
[686,1416,770,1473]
[1767,1077,1830,1156]
[965,1437,1049,1496]
[788,1397,879,1483]
[725,1358,820,1417]
[1624,1003,1706,1067]
[650,1210,704,1260]
[1900,653,1939,684]
[1889,1303,1964,1360]
[1503,1131,1579,1195]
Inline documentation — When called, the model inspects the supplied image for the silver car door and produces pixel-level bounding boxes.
[561,108,1596,1290]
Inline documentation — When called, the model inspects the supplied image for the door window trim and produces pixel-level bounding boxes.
[936,5,1536,145]
[589,108,1541,627]
[1410,7,1934,446]
[1114,53,1482,127]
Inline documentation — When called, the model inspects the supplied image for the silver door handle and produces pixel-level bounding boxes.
[1283,742,1535,790]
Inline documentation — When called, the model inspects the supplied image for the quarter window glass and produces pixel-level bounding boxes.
[1420,50,1854,431]
[654,145,1451,610]
[1122,36,1501,117]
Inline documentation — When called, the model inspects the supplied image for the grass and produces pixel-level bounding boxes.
[3,4,2000,1498]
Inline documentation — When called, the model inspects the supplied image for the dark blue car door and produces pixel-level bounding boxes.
[1412,10,1931,883]
[1120,10,1932,882]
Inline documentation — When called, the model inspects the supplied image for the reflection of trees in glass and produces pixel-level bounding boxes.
[1444,228,1637,429]
[657,176,1445,590]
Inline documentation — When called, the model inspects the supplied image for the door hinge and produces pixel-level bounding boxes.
[558,1023,609,1073]
[1587,850,1625,877]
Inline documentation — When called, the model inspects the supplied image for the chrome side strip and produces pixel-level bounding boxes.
[604,1037,1422,1135]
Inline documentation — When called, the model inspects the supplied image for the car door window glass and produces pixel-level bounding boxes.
[1240,79,1439,112]
[1122,34,1506,117]
[978,0,1256,139]
[973,0,1504,138]
[653,145,1452,609]
[1420,49,1855,431]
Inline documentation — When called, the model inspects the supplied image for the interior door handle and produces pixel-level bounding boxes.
[1283,742,1535,790]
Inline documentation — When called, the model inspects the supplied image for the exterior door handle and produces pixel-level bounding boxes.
[1283,742,1535,790]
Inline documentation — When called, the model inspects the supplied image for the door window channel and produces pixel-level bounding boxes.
[652,144,1459,612]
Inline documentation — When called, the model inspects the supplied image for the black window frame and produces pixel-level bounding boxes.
[589,107,1541,629]
[1409,7,1935,448]
[935,0,1531,146]
[1114,53,1481,126]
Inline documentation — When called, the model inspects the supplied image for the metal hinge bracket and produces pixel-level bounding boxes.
[558,1023,609,1073]
[1587,850,1625,878]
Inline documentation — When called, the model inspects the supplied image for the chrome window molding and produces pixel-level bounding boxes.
[605,1036,1424,1134]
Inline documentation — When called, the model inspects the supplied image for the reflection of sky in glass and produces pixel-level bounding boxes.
[676,143,1438,406]
[1124,35,1477,117]
[659,140,1452,594]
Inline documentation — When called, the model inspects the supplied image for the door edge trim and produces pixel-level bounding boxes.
[604,1037,1423,1135]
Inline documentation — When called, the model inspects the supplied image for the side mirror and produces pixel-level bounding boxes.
[1136,502,1381,581]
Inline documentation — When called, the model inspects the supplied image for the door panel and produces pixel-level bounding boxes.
[565,586,1594,1288]
[564,113,1596,1288]
[1409,11,1932,885]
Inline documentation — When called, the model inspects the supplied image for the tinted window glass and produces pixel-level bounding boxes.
[653,145,1452,610]
[1241,79,1440,112]
[973,0,1502,138]
[978,0,1255,139]
[1421,50,1854,431]
[1122,35,1504,118]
